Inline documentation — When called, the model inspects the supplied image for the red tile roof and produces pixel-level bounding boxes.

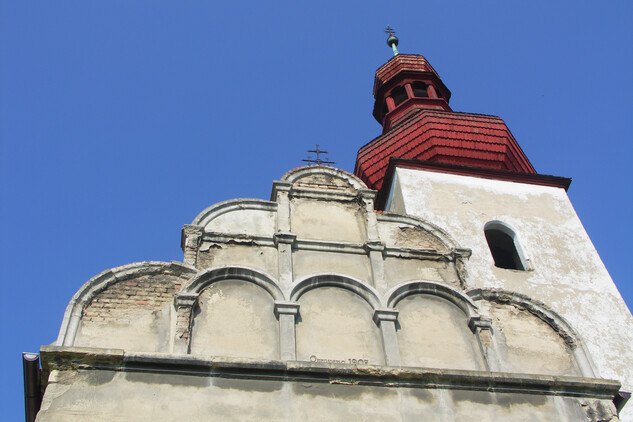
[354,109,536,191]
[373,55,441,96]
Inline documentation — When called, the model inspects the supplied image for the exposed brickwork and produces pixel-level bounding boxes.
[175,307,192,340]
[182,225,204,266]
[197,246,224,270]
[82,274,186,323]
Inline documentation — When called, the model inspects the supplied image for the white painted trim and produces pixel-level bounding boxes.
[384,170,398,212]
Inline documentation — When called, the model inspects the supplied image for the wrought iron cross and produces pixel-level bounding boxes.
[385,25,399,56]
[302,144,336,166]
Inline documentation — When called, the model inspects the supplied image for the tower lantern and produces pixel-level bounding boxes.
[356,32,536,194]
[372,53,453,130]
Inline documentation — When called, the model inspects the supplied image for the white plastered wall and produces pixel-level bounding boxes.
[388,167,633,415]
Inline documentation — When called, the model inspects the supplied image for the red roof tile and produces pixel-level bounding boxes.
[354,109,536,190]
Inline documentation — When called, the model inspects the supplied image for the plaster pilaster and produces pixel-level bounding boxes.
[273,182,292,233]
[274,301,300,361]
[469,315,500,372]
[182,225,204,267]
[274,232,296,292]
[365,241,387,292]
[452,248,472,289]
[173,293,198,354]
[373,308,401,366]
[359,189,379,240]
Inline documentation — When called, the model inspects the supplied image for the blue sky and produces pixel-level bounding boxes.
[1,1,632,418]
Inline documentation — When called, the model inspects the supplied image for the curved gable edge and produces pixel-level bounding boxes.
[191,198,277,227]
[467,287,599,378]
[280,166,368,191]
[377,213,465,253]
[56,261,197,347]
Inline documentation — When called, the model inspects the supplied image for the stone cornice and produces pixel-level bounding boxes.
[200,232,450,259]
[40,346,622,401]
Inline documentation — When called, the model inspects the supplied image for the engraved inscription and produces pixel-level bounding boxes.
[309,355,369,365]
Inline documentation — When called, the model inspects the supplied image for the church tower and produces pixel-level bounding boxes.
[356,32,633,417]
[27,34,633,422]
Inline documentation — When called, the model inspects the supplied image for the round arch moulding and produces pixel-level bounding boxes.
[290,273,382,309]
[376,213,464,252]
[191,198,278,227]
[386,280,479,318]
[467,287,599,378]
[56,261,198,347]
[180,265,285,302]
[280,166,368,191]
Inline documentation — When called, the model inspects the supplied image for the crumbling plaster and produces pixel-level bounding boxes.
[44,165,623,421]
[389,167,633,400]
[58,167,595,376]
[36,348,621,422]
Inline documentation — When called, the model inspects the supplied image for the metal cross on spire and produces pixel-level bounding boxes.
[384,25,400,56]
[302,144,336,166]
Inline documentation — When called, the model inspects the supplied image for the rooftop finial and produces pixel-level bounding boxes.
[384,25,399,56]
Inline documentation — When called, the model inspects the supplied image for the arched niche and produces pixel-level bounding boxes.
[191,198,277,231]
[182,266,283,300]
[376,214,461,253]
[469,288,594,377]
[64,261,196,352]
[190,279,279,360]
[292,275,384,365]
[390,282,485,370]
[184,266,283,360]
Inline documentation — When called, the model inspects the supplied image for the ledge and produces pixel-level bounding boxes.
[40,346,621,400]
[200,232,452,258]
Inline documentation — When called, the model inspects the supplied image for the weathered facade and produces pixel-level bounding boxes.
[31,40,632,421]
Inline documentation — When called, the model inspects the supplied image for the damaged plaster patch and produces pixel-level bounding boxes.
[581,400,619,422]
[394,226,444,250]
[199,242,223,252]
[394,166,633,395]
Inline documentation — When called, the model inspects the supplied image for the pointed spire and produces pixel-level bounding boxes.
[384,26,399,56]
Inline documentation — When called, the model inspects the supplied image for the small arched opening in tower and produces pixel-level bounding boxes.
[411,82,429,98]
[391,86,408,107]
[484,222,527,271]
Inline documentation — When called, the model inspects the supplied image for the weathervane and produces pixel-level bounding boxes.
[384,25,399,56]
[302,144,336,166]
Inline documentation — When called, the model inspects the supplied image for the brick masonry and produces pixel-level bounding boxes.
[82,274,185,324]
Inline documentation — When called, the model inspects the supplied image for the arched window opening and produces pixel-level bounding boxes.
[391,86,408,107]
[412,82,429,98]
[484,222,527,271]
